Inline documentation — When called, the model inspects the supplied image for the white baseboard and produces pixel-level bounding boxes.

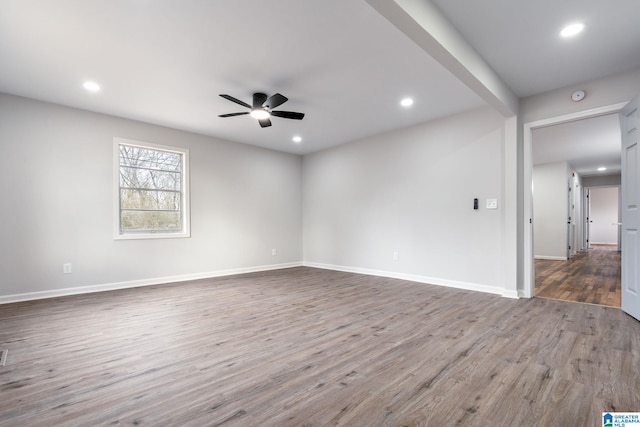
[534,255,567,261]
[0,262,303,305]
[2,261,518,304]
[303,262,510,297]
[501,289,520,299]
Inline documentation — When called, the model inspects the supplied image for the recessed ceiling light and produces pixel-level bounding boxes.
[400,97,414,107]
[597,167,607,171]
[560,23,585,38]
[250,109,270,120]
[292,136,302,143]
[83,81,101,92]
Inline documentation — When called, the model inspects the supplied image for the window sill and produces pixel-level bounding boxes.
[114,231,191,240]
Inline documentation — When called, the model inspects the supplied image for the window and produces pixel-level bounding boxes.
[114,138,190,239]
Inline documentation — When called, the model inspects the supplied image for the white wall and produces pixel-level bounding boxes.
[533,162,569,259]
[588,186,619,245]
[303,107,509,295]
[520,68,640,123]
[582,174,621,187]
[1,95,516,301]
[520,67,640,296]
[0,94,302,301]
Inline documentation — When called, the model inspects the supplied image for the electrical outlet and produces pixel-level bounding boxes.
[63,263,72,274]
[271,248,277,256]
[486,199,498,209]
[393,251,399,261]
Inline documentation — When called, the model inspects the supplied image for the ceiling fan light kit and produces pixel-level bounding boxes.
[250,109,270,120]
[219,92,305,128]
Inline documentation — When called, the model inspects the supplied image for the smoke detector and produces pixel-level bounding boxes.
[571,90,586,102]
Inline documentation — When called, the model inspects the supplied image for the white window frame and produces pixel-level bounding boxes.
[113,137,190,240]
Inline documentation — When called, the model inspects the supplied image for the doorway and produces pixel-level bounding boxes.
[585,186,621,251]
[523,103,627,304]
[533,174,622,306]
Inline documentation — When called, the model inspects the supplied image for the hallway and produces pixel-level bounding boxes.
[534,245,621,307]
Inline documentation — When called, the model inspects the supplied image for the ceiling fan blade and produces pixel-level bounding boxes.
[271,110,305,120]
[218,112,250,118]
[219,94,251,109]
[253,93,268,109]
[258,118,272,128]
[264,93,288,110]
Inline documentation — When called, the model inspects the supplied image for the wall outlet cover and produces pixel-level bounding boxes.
[486,199,498,209]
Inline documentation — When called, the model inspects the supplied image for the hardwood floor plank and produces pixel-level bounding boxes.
[535,247,621,307]
[1,267,639,426]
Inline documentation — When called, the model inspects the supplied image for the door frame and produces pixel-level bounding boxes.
[584,187,591,250]
[522,102,628,298]
[567,174,577,259]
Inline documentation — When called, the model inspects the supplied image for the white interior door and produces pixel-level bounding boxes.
[589,186,620,246]
[620,96,640,321]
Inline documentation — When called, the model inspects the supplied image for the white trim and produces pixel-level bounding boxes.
[1,261,521,304]
[534,255,567,261]
[113,137,191,240]
[522,102,628,298]
[0,262,302,305]
[303,262,514,298]
[502,289,520,299]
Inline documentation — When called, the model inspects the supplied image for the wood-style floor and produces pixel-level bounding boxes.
[535,245,621,307]
[1,267,639,426]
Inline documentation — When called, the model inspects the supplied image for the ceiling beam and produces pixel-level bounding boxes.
[367,0,518,117]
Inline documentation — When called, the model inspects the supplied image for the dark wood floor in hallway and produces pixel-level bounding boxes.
[535,245,621,307]
[1,267,638,426]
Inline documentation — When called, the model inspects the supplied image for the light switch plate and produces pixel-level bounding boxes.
[486,199,498,209]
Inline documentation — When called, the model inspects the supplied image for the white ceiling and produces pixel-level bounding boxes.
[431,0,640,97]
[417,0,639,177]
[532,114,622,177]
[0,1,638,156]
[0,0,485,154]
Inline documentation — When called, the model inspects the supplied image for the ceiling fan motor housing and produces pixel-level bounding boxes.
[218,92,305,128]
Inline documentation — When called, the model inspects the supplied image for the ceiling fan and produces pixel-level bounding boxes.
[218,92,305,128]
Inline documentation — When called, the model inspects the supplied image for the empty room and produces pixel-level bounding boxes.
[1,1,639,426]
